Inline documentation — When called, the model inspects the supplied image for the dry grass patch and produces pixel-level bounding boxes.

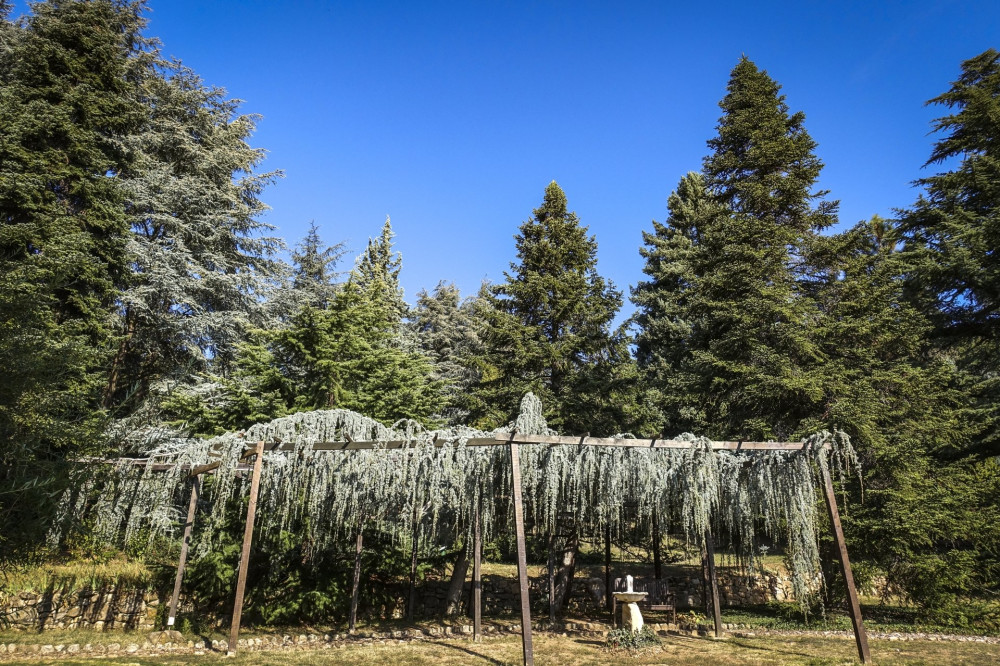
[2,632,999,665]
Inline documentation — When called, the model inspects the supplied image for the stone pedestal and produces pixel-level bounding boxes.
[621,602,644,633]
[613,588,647,634]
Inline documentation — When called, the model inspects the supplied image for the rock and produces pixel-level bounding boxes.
[149,630,184,643]
[126,643,140,653]
[40,645,55,654]
[621,602,644,633]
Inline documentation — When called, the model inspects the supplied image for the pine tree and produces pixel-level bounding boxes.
[474,181,626,434]
[811,216,1000,608]
[291,221,344,309]
[411,282,481,424]
[0,0,146,456]
[689,57,836,440]
[353,216,407,321]
[632,172,720,434]
[900,48,1000,339]
[899,48,1000,458]
[165,226,444,431]
[0,0,148,558]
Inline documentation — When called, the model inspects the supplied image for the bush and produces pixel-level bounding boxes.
[604,626,661,652]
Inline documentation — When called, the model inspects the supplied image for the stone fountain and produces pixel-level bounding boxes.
[612,575,647,632]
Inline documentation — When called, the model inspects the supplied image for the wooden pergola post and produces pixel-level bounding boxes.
[509,438,534,666]
[652,508,663,581]
[820,462,871,664]
[349,518,364,633]
[406,496,420,621]
[604,525,613,620]
[167,476,200,628]
[704,527,722,638]
[472,496,482,642]
[227,442,265,656]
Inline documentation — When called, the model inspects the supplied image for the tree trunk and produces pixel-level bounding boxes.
[548,533,556,622]
[555,531,579,609]
[103,309,136,408]
[445,544,469,616]
[406,516,419,620]
[604,526,612,614]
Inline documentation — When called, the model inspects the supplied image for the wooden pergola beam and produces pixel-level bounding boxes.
[255,434,816,451]
[133,429,858,666]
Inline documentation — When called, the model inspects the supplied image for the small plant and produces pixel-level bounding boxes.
[604,626,661,652]
[677,610,708,628]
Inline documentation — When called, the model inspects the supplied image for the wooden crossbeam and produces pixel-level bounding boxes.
[233,434,816,453]
[96,434,818,474]
[492,433,815,450]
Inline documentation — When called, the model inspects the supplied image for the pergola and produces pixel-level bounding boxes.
[150,431,871,666]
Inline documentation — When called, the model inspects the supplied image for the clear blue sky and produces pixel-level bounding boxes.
[13,1,1000,312]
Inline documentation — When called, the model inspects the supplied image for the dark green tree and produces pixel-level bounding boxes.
[353,215,407,322]
[632,172,719,434]
[291,221,344,309]
[811,216,1000,611]
[0,0,148,558]
[690,57,836,440]
[473,181,629,434]
[899,48,1000,458]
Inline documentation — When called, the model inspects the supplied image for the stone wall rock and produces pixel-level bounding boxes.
[0,568,796,632]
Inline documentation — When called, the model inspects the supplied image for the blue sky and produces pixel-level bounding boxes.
[13,1,1000,311]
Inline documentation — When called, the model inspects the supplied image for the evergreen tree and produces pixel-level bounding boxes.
[900,48,1000,339]
[106,61,282,413]
[632,172,720,434]
[0,0,146,455]
[412,282,481,424]
[473,181,627,434]
[0,0,148,557]
[899,48,1000,457]
[811,217,1000,609]
[165,226,443,432]
[291,221,343,309]
[353,215,407,321]
[689,57,835,440]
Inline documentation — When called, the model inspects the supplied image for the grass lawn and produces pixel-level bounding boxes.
[2,632,1000,665]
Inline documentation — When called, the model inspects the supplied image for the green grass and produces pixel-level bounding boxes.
[0,558,154,597]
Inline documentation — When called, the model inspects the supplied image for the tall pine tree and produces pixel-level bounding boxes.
[899,48,1000,458]
[473,181,626,434]
[106,60,282,414]
[0,0,148,558]
[689,57,835,440]
[632,172,719,434]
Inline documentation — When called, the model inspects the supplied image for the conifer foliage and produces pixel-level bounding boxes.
[635,58,835,441]
[474,182,628,434]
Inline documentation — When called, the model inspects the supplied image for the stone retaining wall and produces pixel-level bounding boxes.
[0,588,164,632]
[0,569,794,632]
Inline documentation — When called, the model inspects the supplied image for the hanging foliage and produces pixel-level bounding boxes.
[50,393,859,610]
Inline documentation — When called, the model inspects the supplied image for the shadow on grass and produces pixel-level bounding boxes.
[436,641,507,665]
[724,636,822,660]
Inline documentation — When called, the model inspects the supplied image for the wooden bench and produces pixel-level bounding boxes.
[611,577,676,625]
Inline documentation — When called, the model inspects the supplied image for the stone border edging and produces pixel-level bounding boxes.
[1,621,997,661]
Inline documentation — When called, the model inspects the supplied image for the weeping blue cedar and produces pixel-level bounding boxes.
[52,394,859,610]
